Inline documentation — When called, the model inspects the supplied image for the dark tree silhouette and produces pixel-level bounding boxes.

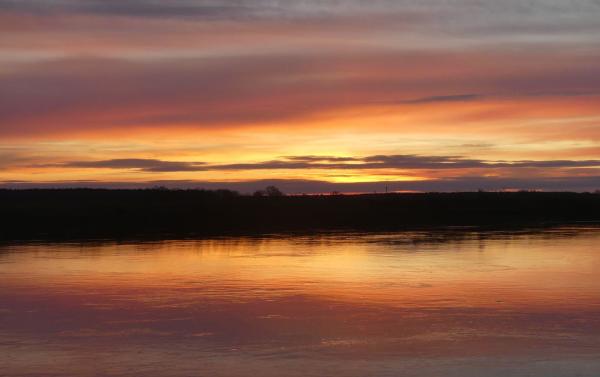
[265,186,284,197]
[2,189,600,240]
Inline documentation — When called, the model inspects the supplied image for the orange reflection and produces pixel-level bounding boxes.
[1,229,600,376]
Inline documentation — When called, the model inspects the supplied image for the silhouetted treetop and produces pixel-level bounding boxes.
[265,186,284,197]
[253,186,284,197]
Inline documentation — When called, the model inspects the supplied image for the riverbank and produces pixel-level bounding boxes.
[2,189,600,240]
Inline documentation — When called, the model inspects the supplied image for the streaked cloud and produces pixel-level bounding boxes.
[60,159,207,172]
[41,155,600,173]
[401,94,484,105]
[2,52,599,137]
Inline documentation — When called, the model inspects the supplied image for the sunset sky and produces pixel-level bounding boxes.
[1,0,600,193]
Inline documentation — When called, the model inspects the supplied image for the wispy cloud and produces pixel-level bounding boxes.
[0,0,279,19]
[3,53,599,137]
[400,94,484,105]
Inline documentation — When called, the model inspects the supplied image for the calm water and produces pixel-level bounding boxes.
[1,227,600,377]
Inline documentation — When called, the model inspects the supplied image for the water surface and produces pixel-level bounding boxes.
[1,227,600,376]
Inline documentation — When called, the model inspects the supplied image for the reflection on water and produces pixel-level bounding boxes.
[1,227,600,377]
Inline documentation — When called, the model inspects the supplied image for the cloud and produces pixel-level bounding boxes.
[216,155,600,171]
[2,0,600,139]
[45,155,600,173]
[401,94,483,105]
[60,159,207,172]
[0,1,278,19]
[2,0,600,188]
[2,51,600,137]
[284,156,360,162]
[3,1,599,20]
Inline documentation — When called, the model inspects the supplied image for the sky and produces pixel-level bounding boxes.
[1,0,600,193]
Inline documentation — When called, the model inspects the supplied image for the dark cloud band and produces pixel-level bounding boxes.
[3,176,600,193]
[44,155,600,173]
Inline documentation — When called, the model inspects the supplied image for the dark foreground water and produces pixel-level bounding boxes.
[1,227,600,377]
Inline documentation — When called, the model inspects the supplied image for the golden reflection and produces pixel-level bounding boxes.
[2,230,599,310]
[1,229,600,377]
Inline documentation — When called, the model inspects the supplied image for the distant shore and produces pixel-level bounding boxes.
[2,189,600,240]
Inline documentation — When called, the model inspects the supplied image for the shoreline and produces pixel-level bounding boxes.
[2,189,600,241]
